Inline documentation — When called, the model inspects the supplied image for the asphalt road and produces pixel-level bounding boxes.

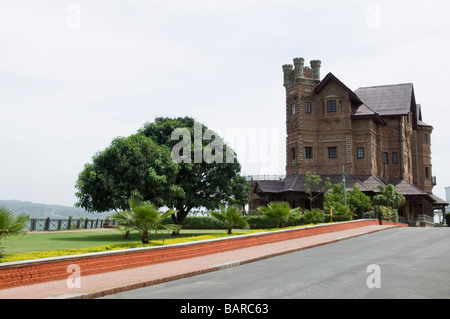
[101,227,450,299]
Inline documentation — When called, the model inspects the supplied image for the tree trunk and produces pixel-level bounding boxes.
[171,207,191,235]
[141,230,149,244]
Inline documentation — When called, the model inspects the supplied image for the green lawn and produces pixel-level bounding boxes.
[1,228,250,255]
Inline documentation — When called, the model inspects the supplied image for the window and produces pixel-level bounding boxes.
[291,104,296,115]
[382,152,388,164]
[328,147,337,159]
[305,147,313,159]
[357,147,364,159]
[424,134,428,143]
[327,100,336,113]
[290,147,296,162]
[305,102,312,114]
[425,167,429,179]
[392,152,398,164]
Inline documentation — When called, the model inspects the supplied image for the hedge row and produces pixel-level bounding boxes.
[164,215,335,230]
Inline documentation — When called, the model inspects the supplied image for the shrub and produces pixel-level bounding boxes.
[302,209,325,225]
[367,206,399,223]
[0,206,29,256]
[257,202,301,228]
[330,203,355,222]
[209,205,249,234]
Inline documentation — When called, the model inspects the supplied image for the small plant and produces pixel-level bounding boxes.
[303,209,325,225]
[112,200,179,244]
[0,206,29,257]
[367,205,399,223]
[258,202,301,228]
[330,203,355,222]
[209,205,249,234]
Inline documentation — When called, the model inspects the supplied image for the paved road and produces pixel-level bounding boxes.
[101,227,450,299]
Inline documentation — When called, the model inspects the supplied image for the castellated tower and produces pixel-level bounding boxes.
[283,57,322,176]
[283,57,359,177]
[250,56,442,225]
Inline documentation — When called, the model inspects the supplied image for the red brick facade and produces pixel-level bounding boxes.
[250,56,445,225]
[283,59,433,193]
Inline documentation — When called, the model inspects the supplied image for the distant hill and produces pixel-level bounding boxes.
[0,199,112,219]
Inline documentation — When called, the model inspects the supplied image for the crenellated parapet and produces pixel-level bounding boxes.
[283,57,321,86]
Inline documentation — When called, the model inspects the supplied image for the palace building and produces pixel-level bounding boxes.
[250,56,448,226]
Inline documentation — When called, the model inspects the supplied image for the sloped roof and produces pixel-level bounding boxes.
[354,83,415,116]
[351,103,386,125]
[315,73,363,106]
[429,194,449,207]
[416,104,432,127]
[255,174,435,201]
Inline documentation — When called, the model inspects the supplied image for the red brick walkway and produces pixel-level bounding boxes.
[0,224,395,299]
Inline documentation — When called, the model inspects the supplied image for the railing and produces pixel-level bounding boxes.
[245,175,286,181]
[27,217,116,232]
[416,214,434,224]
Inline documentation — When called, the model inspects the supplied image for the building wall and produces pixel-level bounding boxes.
[414,126,433,193]
[283,58,433,197]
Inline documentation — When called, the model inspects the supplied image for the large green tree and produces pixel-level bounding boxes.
[75,134,184,213]
[139,117,249,231]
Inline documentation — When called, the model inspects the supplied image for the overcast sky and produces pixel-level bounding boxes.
[1,0,449,207]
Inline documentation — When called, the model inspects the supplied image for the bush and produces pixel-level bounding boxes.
[245,215,304,229]
[330,203,356,222]
[162,216,225,229]
[445,212,450,226]
[366,206,399,223]
[302,209,325,225]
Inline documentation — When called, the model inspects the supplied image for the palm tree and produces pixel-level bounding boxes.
[258,201,301,228]
[303,209,325,225]
[0,206,29,256]
[209,204,249,234]
[330,203,355,222]
[112,201,179,244]
[373,184,406,210]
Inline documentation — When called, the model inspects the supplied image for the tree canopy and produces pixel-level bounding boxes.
[139,117,250,229]
[75,117,249,233]
[75,134,184,213]
[324,183,372,218]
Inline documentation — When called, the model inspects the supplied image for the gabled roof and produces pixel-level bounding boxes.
[315,73,363,106]
[354,83,415,116]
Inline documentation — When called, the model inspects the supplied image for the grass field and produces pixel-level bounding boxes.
[1,228,250,255]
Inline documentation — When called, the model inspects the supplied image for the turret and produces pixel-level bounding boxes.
[282,57,321,86]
